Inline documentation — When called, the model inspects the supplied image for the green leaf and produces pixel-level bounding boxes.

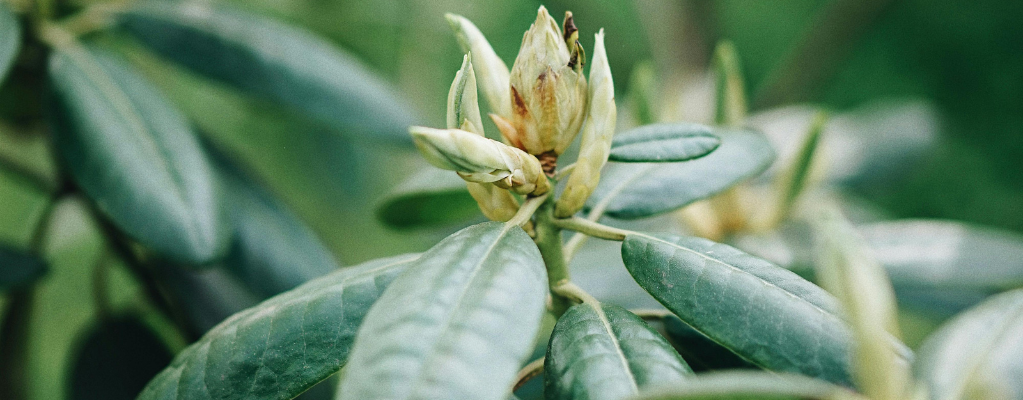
[661,316,756,372]
[117,2,418,143]
[772,110,828,222]
[0,1,19,85]
[338,222,547,400]
[68,315,173,400]
[627,61,658,126]
[0,245,47,289]
[587,129,774,219]
[626,371,865,400]
[376,167,481,228]
[608,123,721,163]
[713,41,748,127]
[138,253,418,400]
[622,232,899,386]
[48,45,225,264]
[915,288,1023,400]
[544,302,692,400]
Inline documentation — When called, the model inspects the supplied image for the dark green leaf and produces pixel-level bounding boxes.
[661,316,757,372]
[338,222,547,400]
[608,123,720,163]
[622,232,899,386]
[118,2,418,143]
[159,265,261,334]
[626,371,864,400]
[587,129,774,219]
[0,245,47,289]
[68,315,173,400]
[138,253,418,400]
[915,289,1023,400]
[376,168,480,228]
[0,1,19,85]
[48,46,226,264]
[545,302,692,400]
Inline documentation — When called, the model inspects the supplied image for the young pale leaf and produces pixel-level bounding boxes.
[49,46,225,264]
[621,233,911,386]
[607,123,720,163]
[0,245,48,289]
[68,315,173,400]
[915,289,1023,400]
[587,129,774,219]
[118,2,417,143]
[0,2,18,84]
[626,371,865,400]
[627,61,658,126]
[545,303,692,400]
[338,222,547,400]
[661,316,757,372]
[773,110,828,222]
[712,41,748,127]
[376,167,481,228]
[137,254,418,400]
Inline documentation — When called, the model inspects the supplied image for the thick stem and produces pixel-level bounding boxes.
[533,198,572,315]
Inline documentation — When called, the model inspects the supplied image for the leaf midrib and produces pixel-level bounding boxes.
[588,302,639,394]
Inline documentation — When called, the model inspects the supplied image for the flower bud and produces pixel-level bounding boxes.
[500,6,587,162]
[410,126,550,195]
[446,13,512,118]
[556,30,616,218]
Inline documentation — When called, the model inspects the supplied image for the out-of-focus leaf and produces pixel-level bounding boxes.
[48,45,225,264]
[375,167,481,228]
[773,110,828,221]
[623,232,904,386]
[338,222,547,400]
[118,2,418,143]
[661,316,757,372]
[138,254,418,400]
[628,61,658,126]
[608,123,721,163]
[915,288,1023,400]
[0,2,19,85]
[625,371,865,400]
[587,129,774,219]
[68,315,173,400]
[0,245,47,289]
[544,302,691,400]
[159,265,261,335]
[712,41,748,127]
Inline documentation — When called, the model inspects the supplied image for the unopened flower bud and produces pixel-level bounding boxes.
[499,6,587,162]
[556,30,616,218]
[446,13,512,118]
[410,126,550,195]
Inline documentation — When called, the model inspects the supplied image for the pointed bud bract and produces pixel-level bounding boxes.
[410,126,549,195]
[447,54,485,134]
[446,13,512,118]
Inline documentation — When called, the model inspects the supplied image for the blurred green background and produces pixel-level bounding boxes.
[1,0,1021,399]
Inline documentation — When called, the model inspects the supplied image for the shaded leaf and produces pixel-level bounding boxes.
[68,315,173,400]
[587,129,774,219]
[608,123,720,163]
[376,167,480,228]
[0,245,47,289]
[138,253,418,400]
[915,289,1023,400]
[48,45,225,264]
[626,371,864,400]
[661,316,756,372]
[0,1,18,85]
[338,222,547,400]
[118,2,417,143]
[159,265,261,335]
[545,302,691,400]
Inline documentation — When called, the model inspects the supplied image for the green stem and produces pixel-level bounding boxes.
[552,217,632,241]
[508,193,548,228]
[533,198,572,315]
[552,281,599,306]
[513,357,545,392]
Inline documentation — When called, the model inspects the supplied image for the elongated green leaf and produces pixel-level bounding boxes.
[376,167,480,228]
[622,233,911,386]
[0,2,18,85]
[587,129,774,219]
[118,2,417,143]
[713,41,748,127]
[661,316,756,372]
[545,302,692,400]
[138,253,418,400]
[49,45,225,264]
[915,289,1023,400]
[626,371,865,400]
[338,222,547,400]
[608,123,720,163]
[0,245,47,289]
[68,315,173,400]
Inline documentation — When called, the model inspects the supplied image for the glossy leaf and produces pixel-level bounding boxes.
[138,254,419,400]
[661,316,756,372]
[48,46,225,264]
[608,123,720,163]
[545,302,692,400]
[587,129,774,219]
[626,371,865,400]
[376,167,481,228]
[0,245,47,289]
[0,1,18,84]
[118,2,417,143]
[68,315,173,400]
[915,289,1023,400]
[338,222,547,400]
[623,232,902,386]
